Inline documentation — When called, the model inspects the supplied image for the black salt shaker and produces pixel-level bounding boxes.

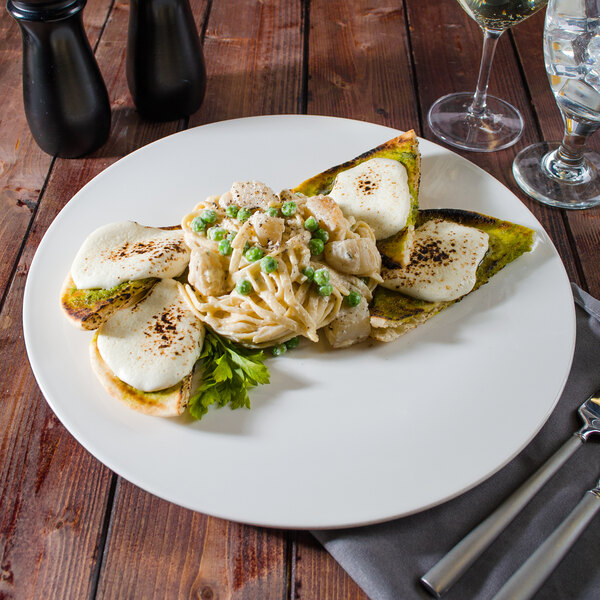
[7,0,111,158]
[127,0,207,121]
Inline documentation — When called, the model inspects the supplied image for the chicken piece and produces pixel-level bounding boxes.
[219,181,279,211]
[188,247,229,296]
[249,212,285,247]
[305,195,349,241]
[324,238,382,276]
[324,297,371,348]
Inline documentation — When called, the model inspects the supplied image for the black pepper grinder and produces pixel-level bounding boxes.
[127,0,207,122]
[7,0,111,158]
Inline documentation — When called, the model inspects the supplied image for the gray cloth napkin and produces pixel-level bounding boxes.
[314,283,600,600]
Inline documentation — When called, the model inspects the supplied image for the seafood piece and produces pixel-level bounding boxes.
[305,195,349,241]
[249,211,285,247]
[324,237,381,276]
[188,247,229,296]
[219,181,279,211]
[325,297,371,348]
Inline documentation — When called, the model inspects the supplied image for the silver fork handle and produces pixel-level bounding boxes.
[420,434,582,598]
[492,485,600,600]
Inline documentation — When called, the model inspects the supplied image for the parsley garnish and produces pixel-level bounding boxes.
[188,331,270,420]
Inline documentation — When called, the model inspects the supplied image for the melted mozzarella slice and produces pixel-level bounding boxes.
[328,158,411,240]
[382,219,489,302]
[71,221,190,289]
[97,279,204,392]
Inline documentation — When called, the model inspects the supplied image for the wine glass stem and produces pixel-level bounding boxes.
[470,29,503,117]
[543,116,600,183]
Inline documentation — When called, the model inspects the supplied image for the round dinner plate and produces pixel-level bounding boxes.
[23,115,575,529]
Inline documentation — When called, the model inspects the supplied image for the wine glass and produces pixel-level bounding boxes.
[512,0,600,209]
[428,0,548,152]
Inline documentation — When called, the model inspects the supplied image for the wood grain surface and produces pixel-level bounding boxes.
[1,0,598,598]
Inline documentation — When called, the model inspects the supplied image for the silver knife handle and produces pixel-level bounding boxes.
[492,483,600,600]
[420,434,582,598]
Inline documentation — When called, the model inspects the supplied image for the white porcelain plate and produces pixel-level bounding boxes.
[23,115,575,529]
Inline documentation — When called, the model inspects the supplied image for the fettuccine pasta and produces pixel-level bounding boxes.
[179,182,381,347]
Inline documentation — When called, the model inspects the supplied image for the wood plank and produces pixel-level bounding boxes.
[306,0,419,130]
[514,12,600,296]
[294,533,369,600]
[0,0,202,597]
[96,481,289,599]
[190,0,304,125]
[294,1,420,596]
[0,174,115,600]
[0,0,114,303]
[95,1,298,598]
[406,0,581,284]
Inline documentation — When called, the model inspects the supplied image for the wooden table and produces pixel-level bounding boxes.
[2,1,599,598]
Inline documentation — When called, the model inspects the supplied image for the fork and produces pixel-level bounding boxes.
[420,387,600,598]
[492,476,600,600]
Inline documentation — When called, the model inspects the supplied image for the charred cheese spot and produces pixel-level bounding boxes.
[96,279,204,392]
[328,158,411,240]
[381,219,489,302]
[71,222,190,289]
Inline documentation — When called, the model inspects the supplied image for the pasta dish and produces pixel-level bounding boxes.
[179,181,382,348]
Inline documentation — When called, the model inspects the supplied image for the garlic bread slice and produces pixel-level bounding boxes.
[293,130,420,266]
[370,208,536,341]
[90,333,192,416]
[89,279,204,417]
[61,274,157,330]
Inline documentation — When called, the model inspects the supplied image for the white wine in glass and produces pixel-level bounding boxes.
[513,0,600,208]
[428,0,548,152]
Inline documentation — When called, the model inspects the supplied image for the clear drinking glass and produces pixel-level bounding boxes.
[428,0,548,152]
[512,0,600,209]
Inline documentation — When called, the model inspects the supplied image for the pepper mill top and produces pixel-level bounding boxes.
[8,0,83,21]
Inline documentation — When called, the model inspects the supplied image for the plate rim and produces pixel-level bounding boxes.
[23,114,576,529]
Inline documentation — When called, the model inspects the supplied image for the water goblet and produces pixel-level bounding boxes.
[428,0,548,152]
[513,0,600,209]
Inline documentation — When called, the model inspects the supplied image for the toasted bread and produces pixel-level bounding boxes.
[60,274,157,330]
[370,208,536,341]
[89,333,192,416]
[293,130,421,266]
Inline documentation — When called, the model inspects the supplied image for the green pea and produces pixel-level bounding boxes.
[237,207,252,222]
[271,344,287,357]
[245,246,264,262]
[314,227,329,243]
[227,231,237,242]
[309,238,324,255]
[281,200,297,217]
[225,205,239,218]
[285,336,300,350]
[345,290,362,307]
[265,207,279,217]
[201,209,218,224]
[318,284,333,297]
[261,256,278,273]
[313,268,330,286]
[304,216,318,232]
[236,279,252,295]
[207,226,227,241]
[191,216,207,232]
[218,239,232,256]
[302,266,315,280]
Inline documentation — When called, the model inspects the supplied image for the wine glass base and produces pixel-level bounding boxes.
[513,142,600,210]
[428,92,524,152]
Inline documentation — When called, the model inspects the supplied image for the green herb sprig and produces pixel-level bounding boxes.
[188,331,270,420]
